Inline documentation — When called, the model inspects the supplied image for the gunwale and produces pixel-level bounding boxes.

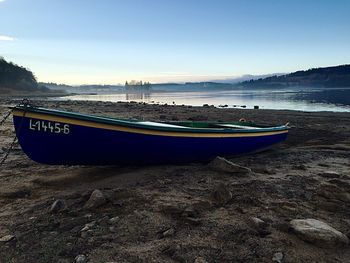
[12,106,289,138]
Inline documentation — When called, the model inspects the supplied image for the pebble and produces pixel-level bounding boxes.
[109,216,120,224]
[81,221,96,232]
[49,199,67,213]
[194,256,208,263]
[250,217,267,229]
[272,252,284,263]
[75,254,87,263]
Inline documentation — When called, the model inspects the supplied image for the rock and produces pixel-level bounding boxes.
[81,221,96,232]
[75,254,87,263]
[272,252,284,263]
[194,256,208,263]
[316,183,350,203]
[109,216,120,224]
[250,217,267,229]
[290,219,349,247]
[163,228,175,237]
[209,156,252,174]
[318,171,341,178]
[0,234,16,243]
[84,189,106,209]
[50,199,67,213]
[210,183,232,206]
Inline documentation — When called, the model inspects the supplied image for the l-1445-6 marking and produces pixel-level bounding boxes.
[29,119,70,134]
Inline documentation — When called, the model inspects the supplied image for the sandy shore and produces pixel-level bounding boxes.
[0,99,350,262]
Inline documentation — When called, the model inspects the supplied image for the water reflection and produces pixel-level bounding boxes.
[125,92,150,101]
[58,88,350,112]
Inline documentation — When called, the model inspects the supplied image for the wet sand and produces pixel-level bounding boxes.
[0,99,350,262]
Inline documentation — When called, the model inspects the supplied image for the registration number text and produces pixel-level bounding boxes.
[29,119,70,134]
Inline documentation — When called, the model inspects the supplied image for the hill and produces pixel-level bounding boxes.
[239,64,350,88]
[0,57,55,95]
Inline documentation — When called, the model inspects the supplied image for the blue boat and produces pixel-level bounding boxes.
[12,104,288,165]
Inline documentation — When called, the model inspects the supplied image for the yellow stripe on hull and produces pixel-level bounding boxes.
[13,110,288,138]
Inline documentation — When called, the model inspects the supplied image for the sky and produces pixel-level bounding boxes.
[0,0,350,85]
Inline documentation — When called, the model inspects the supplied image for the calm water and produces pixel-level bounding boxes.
[59,88,350,112]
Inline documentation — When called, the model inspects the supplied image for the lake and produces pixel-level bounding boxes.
[59,88,350,112]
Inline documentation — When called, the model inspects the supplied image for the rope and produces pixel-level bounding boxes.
[0,105,27,167]
[0,109,12,126]
[0,136,17,167]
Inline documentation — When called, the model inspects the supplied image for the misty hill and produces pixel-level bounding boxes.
[210,73,285,83]
[239,65,350,88]
[40,82,124,94]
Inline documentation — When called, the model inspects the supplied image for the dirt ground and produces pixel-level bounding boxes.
[0,99,349,263]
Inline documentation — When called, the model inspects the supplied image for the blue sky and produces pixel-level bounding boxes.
[0,0,349,84]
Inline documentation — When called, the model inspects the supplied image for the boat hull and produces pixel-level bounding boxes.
[13,109,288,165]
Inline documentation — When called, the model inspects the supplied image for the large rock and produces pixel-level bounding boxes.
[209,156,252,174]
[290,219,349,247]
[210,183,232,206]
[84,189,107,209]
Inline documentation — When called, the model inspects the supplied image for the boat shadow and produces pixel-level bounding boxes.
[31,164,193,190]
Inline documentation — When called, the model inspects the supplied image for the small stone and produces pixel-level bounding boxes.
[250,217,267,229]
[75,254,87,263]
[194,256,208,263]
[84,189,106,209]
[272,252,283,263]
[0,234,15,243]
[210,183,232,206]
[290,219,349,247]
[163,228,175,237]
[209,156,252,174]
[50,199,67,213]
[109,216,120,224]
[81,221,96,232]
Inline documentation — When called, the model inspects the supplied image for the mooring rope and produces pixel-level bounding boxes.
[0,100,28,167]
